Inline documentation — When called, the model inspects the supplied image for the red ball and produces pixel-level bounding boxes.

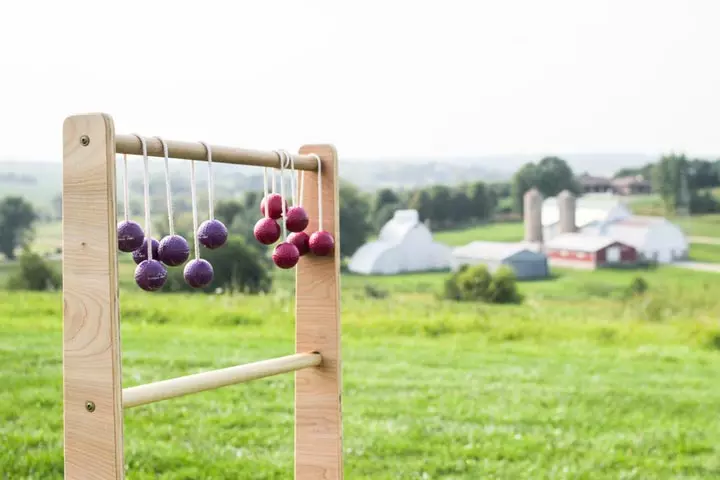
[287,231,310,256]
[309,230,335,256]
[253,217,281,245]
[272,242,300,269]
[260,194,287,220]
[285,206,309,233]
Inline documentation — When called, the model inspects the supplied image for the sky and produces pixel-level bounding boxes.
[1,0,719,162]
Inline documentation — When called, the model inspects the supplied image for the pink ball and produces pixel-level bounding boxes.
[285,206,309,233]
[260,194,287,220]
[287,231,310,256]
[253,217,281,245]
[272,242,300,269]
[309,231,335,256]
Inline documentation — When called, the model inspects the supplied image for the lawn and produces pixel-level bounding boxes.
[4,264,720,478]
[434,222,523,245]
[689,243,720,263]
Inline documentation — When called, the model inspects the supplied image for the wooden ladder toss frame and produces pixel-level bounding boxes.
[62,113,343,479]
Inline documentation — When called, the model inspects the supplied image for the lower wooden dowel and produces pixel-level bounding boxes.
[122,352,322,409]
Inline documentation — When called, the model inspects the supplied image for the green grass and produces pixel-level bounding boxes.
[672,215,720,238]
[689,243,720,263]
[4,265,720,478]
[434,222,523,245]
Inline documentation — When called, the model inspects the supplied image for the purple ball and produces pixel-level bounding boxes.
[132,238,160,265]
[134,259,168,292]
[158,234,190,267]
[198,219,228,249]
[183,258,214,288]
[117,220,145,252]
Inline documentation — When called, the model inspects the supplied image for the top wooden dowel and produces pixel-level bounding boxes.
[115,134,319,171]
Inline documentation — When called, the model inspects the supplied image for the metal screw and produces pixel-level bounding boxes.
[85,401,96,412]
[80,135,90,146]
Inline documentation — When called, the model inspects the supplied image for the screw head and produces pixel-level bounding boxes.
[80,135,90,146]
[85,401,96,412]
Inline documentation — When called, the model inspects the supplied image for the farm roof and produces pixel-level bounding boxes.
[544,232,623,252]
[452,241,542,261]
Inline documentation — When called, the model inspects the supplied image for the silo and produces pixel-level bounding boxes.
[523,187,543,243]
[557,189,577,234]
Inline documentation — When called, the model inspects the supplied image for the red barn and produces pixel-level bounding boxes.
[544,232,638,270]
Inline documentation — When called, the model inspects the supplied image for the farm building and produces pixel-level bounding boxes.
[542,192,632,240]
[544,232,639,270]
[450,241,549,279]
[581,216,688,263]
[542,190,688,264]
[348,209,452,275]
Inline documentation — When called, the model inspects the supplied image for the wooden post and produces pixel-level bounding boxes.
[295,145,343,479]
[62,114,124,479]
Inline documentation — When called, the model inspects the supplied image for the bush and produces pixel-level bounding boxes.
[162,238,272,294]
[443,264,522,304]
[6,248,61,291]
[627,276,649,297]
[487,266,523,304]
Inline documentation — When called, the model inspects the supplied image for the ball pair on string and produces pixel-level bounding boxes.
[183,141,229,289]
[121,134,168,292]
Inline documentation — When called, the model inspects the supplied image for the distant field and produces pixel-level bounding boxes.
[672,214,720,238]
[434,222,523,245]
[689,243,720,263]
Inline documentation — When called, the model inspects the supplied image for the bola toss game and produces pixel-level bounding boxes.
[61,113,343,479]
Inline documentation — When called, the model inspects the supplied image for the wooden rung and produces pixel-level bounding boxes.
[122,352,322,409]
[114,134,319,171]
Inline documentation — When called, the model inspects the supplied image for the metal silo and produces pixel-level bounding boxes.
[523,187,543,243]
[557,189,577,234]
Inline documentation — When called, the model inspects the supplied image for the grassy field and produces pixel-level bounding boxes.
[4,262,720,478]
[689,243,720,263]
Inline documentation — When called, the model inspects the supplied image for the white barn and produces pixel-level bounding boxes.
[542,191,688,264]
[348,209,452,275]
[581,216,688,263]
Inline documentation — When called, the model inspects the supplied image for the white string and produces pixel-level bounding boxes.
[276,150,288,240]
[199,141,214,220]
[262,168,270,218]
[271,168,276,194]
[285,151,297,206]
[157,137,175,235]
[122,153,130,222]
[132,134,151,259]
[310,154,323,231]
[298,170,305,208]
[189,159,200,260]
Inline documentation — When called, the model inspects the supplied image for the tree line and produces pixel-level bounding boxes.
[2,151,719,267]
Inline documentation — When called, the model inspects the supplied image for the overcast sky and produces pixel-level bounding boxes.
[1,0,718,162]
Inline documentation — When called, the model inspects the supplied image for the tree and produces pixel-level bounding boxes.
[214,199,245,229]
[427,185,453,228]
[6,248,62,291]
[372,188,401,216]
[511,162,539,213]
[163,238,272,294]
[466,181,492,221]
[0,196,38,260]
[653,153,688,214]
[408,189,433,222]
[339,182,373,258]
[511,157,578,213]
[535,156,578,197]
